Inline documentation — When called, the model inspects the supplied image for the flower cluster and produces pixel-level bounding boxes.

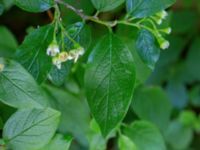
[153,10,172,50]
[46,41,84,69]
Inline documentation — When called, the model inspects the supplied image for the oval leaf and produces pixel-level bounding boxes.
[123,121,166,150]
[3,108,60,150]
[0,58,48,108]
[132,86,172,130]
[15,0,54,12]
[91,0,125,12]
[85,34,135,137]
[126,0,176,18]
[15,24,54,83]
[136,29,160,69]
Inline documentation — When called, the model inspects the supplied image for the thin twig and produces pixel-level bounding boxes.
[55,0,88,20]
[55,0,117,28]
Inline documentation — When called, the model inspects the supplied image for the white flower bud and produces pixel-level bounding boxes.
[68,46,85,63]
[77,47,84,56]
[47,42,60,56]
[52,57,62,69]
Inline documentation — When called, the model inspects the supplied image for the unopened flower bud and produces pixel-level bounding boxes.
[47,42,60,56]
[156,10,168,20]
[160,27,172,34]
[158,37,170,50]
[52,57,62,69]
[151,16,162,25]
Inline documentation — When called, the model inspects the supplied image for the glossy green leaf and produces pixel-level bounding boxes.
[15,0,54,12]
[48,62,72,86]
[126,39,152,84]
[126,0,175,18]
[3,108,60,150]
[132,86,172,130]
[91,0,125,12]
[0,58,48,108]
[123,121,166,150]
[136,29,160,69]
[15,24,54,83]
[0,26,18,57]
[85,34,135,137]
[65,22,91,49]
[40,134,72,150]
[118,135,138,150]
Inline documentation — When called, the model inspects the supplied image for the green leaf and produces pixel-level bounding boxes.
[0,26,18,57]
[40,134,72,150]
[2,0,15,9]
[166,80,188,109]
[189,85,200,107]
[48,62,72,86]
[123,121,166,150]
[43,85,90,146]
[91,0,125,12]
[85,34,135,137]
[132,86,172,130]
[0,58,49,108]
[164,120,193,149]
[0,117,3,129]
[126,0,175,18]
[118,134,138,150]
[15,0,54,12]
[186,37,200,82]
[126,39,152,84]
[0,3,4,15]
[3,108,60,150]
[15,24,54,83]
[65,22,91,49]
[87,119,107,150]
[136,29,160,69]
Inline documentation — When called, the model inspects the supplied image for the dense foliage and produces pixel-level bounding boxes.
[0,0,200,149]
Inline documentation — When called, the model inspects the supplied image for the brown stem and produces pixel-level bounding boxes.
[47,10,54,21]
[54,0,117,28]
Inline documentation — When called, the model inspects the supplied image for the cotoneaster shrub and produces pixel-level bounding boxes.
[1,0,200,150]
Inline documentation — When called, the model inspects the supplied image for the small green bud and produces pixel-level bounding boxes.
[151,16,162,25]
[158,37,170,50]
[160,27,172,34]
[156,10,168,20]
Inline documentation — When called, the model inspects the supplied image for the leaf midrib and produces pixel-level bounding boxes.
[7,111,58,142]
